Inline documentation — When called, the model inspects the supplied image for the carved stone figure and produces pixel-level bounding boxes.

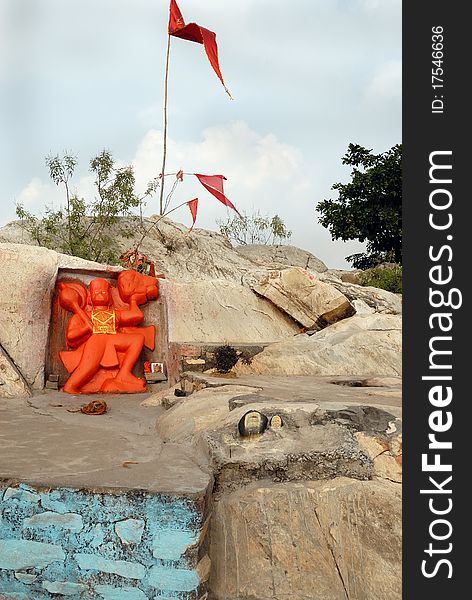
[58,270,158,394]
[238,410,268,437]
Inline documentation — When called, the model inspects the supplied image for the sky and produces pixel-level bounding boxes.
[0,0,401,268]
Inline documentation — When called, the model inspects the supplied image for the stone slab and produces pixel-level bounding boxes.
[209,478,401,600]
[252,267,355,329]
[0,392,211,498]
[180,372,402,410]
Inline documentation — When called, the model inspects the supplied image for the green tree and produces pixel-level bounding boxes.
[316,143,402,269]
[218,210,292,246]
[16,151,159,264]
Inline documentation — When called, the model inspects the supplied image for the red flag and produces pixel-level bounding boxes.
[194,174,241,217]
[168,0,232,98]
[187,198,199,232]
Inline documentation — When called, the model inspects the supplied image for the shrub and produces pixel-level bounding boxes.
[218,211,291,246]
[358,264,403,293]
[16,151,159,264]
[214,345,239,373]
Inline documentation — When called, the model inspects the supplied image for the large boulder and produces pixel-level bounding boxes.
[236,313,402,377]
[209,477,401,600]
[162,279,300,344]
[321,272,402,315]
[252,267,355,330]
[236,244,328,273]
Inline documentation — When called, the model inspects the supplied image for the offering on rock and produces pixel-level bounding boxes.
[269,415,283,428]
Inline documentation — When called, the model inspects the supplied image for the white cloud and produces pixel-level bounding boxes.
[129,121,365,268]
[12,120,365,267]
[15,177,59,209]
[131,120,311,222]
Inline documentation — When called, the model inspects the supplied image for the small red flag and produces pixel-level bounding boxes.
[194,174,241,217]
[168,0,232,98]
[187,198,199,232]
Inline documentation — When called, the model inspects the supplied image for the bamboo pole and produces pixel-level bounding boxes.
[159,34,172,214]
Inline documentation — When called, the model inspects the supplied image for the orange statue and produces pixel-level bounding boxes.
[58,270,159,394]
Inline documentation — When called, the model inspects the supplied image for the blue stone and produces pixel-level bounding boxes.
[115,518,145,545]
[148,565,199,592]
[0,539,65,570]
[94,585,148,600]
[14,572,38,584]
[42,581,87,595]
[3,487,40,503]
[40,493,69,514]
[90,523,106,548]
[74,553,146,580]
[152,529,197,560]
[23,511,83,532]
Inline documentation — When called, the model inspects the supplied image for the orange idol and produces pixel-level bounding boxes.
[58,270,158,394]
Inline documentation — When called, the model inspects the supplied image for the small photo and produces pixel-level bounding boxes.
[151,362,164,374]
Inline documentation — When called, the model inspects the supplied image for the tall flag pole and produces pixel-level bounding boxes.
[158,1,233,216]
[159,34,172,215]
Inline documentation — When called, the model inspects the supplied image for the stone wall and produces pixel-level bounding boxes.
[0,483,210,599]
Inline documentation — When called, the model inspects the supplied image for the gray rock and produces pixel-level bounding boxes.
[236,243,328,273]
[209,477,401,600]
[162,278,300,345]
[0,218,263,283]
[202,401,373,493]
[321,273,402,315]
[155,384,264,444]
[325,267,362,284]
[1,218,330,285]
[252,267,355,330]
[236,313,402,377]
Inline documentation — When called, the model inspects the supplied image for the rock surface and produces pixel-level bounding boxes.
[356,431,402,483]
[162,278,300,344]
[209,477,401,600]
[321,272,402,315]
[202,402,373,493]
[236,243,328,273]
[236,313,402,377]
[1,218,333,285]
[155,385,262,444]
[253,267,355,330]
[156,381,401,493]
[0,344,31,398]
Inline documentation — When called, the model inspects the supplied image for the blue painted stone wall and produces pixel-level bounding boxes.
[0,483,206,599]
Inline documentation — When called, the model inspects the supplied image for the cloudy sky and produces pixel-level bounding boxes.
[0,0,401,268]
